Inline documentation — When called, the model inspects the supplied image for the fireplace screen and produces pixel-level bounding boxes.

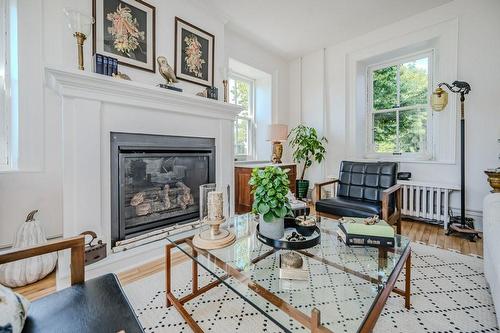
[120,153,210,233]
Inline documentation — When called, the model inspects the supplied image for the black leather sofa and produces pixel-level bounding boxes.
[315,161,402,233]
[0,236,144,333]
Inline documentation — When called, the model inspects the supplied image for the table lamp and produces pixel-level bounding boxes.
[63,8,95,71]
[430,80,480,241]
[267,124,288,164]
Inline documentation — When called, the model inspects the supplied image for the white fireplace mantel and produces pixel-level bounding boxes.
[45,66,241,279]
[45,66,242,120]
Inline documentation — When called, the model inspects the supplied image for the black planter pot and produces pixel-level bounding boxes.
[296,179,309,199]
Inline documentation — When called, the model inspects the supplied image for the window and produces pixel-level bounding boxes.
[229,73,255,160]
[0,0,8,166]
[0,0,17,169]
[367,51,432,158]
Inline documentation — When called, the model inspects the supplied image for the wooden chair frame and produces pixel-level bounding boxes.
[0,236,86,286]
[315,179,402,234]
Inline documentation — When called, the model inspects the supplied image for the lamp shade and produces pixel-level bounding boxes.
[430,87,448,112]
[267,124,288,142]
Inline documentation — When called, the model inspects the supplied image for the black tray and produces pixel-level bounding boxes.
[256,217,321,250]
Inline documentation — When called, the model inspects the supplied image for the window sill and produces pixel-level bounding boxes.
[360,155,456,165]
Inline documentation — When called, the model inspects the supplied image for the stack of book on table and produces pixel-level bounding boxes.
[337,217,395,247]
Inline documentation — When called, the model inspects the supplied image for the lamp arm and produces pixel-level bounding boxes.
[437,81,471,95]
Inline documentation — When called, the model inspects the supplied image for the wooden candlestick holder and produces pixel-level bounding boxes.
[192,217,235,249]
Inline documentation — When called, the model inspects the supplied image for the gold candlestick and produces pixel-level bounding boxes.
[74,32,87,71]
[223,79,228,102]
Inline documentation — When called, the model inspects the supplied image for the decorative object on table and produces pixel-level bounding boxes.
[112,71,131,80]
[485,170,500,193]
[397,172,412,180]
[92,0,156,72]
[267,124,288,164]
[192,190,235,249]
[256,217,321,250]
[431,81,480,241]
[0,284,30,333]
[94,53,118,75]
[63,8,95,71]
[174,17,214,87]
[249,166,292,239]
[199,183,216,220]
[279,252,308,280]
[0,210,57,287]
[288,124,327,199]
[80,231,107,265]
[337,216,395,247]
[206,86,218,100]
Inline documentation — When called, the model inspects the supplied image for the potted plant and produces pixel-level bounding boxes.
[249,166,292,239]
[288,124,328,199]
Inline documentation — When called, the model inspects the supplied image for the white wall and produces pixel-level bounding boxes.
[0,0,286,247]
[289,0,500,223]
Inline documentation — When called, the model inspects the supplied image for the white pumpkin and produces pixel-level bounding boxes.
[0,210,57,287]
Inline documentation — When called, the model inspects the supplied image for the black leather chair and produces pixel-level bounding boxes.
[315,161,402,234]
[0,236,144,333]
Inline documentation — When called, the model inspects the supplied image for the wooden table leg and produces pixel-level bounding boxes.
[192,248,198,293]
[311,308,321,333]
[405,249,411,309]
[165,244,172,307]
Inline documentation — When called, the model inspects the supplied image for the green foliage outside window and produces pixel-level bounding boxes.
[371,57,429,154]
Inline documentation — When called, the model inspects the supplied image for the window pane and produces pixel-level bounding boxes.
[399,108,428,153]
[372,66,397,110]
[400,57,428,107]
[235,118,249,156]
[236,80,250,117]
[229,78,237,104]
[374,112,397,153]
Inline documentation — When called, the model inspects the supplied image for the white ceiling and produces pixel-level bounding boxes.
[208,0,452,59]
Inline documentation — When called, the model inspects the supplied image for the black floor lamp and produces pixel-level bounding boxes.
[430,81,481,241]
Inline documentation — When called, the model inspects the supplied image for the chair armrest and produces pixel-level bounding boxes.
[0,236,85,285]
[381,184,402,221]
[315,178,339,201]
[382,183,402,196]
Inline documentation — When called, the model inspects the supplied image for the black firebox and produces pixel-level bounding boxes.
[110,132,215,246]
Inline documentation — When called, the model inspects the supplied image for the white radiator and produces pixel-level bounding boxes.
[398,180,460,229]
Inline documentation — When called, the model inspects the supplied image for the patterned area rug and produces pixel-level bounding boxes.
[123,242,499,332]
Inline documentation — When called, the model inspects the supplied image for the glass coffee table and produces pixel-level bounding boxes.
[164,214,411,333]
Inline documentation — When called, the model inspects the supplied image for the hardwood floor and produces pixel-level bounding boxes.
[13,219,483,301]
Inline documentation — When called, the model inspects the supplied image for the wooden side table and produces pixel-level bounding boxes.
[234,163,296,214]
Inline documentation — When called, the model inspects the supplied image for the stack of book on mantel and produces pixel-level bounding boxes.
[337,217,395,247]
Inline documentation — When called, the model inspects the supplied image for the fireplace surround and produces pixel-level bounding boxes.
[111,132,215,246]
[46,67,240,280]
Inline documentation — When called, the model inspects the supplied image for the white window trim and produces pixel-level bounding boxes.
[365,49,434,161]
[230,72,256,161]
[0,0,9,168]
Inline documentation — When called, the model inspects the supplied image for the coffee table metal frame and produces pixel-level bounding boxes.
[165,232,411,333]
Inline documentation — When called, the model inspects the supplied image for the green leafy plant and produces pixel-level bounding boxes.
[249,167,292,222]
[288,125,328,180]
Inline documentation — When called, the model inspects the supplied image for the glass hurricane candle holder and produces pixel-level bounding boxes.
[63,8,95,70]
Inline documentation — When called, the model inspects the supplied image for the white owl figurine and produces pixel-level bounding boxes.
[157,56,178,84]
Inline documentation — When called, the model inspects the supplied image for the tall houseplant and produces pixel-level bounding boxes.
[288,125,328,198]
[249,166,292,239]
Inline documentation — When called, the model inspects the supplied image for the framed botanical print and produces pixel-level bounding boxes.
[93,0,156,72]
[175,17,215,87]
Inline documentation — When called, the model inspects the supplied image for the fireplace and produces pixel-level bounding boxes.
[111,132,215,246]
